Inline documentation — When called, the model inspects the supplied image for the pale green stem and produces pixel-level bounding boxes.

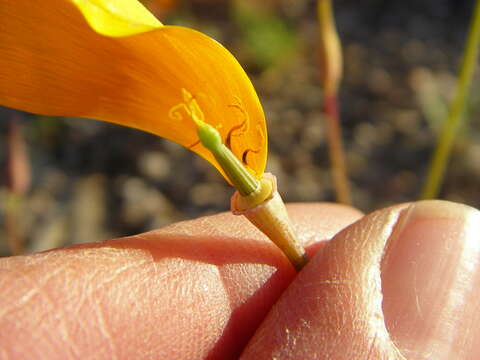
[421,0,480,199]
[318,0,352,205]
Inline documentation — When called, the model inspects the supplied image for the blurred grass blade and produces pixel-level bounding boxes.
[232,0,297,71]
[318,0,342,96]
[420,0,480,199]
[317,0,352,205]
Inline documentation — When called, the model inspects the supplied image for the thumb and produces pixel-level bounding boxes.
[241,200,480,359]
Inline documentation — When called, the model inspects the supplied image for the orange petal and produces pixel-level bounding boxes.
[0,0,267,180]
[70,0,163,36]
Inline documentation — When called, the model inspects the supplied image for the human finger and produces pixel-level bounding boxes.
[0,203,362,360]
[241,200,480,360]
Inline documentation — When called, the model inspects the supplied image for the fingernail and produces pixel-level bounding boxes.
[381,200,480,359]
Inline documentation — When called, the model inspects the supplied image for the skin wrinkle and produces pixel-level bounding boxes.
[92,297,118,360]
[75,269,105,319]
[59,257,121,358]
[38,271,83,358]
[0,264,80,359]
[219,263,276,309]
[172,264,230,359]
[109,253,227,359]
[92,260,147,290]
[0,269,41,319]
[411,261,423,321]
[437,211,480,359]
[69,245,200,359]
[32,264,67,288]
[76,250,150,352]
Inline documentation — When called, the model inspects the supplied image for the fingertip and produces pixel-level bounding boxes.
[381,200,480,359]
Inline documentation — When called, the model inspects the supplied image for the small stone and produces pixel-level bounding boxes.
[138,151,171,181]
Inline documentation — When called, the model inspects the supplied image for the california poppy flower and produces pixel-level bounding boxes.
[0,0,267,181]
[0,0,307,269]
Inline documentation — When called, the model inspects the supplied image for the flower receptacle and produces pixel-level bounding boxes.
[231,173,308,271]
[187,88,307,271]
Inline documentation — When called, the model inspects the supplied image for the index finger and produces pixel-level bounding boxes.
[0,203,362,360]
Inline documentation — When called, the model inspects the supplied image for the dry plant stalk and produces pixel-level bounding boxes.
[6,117,31,255]
[317,0,352,205]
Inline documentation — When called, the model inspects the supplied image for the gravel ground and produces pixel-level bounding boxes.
[0,0,479,255]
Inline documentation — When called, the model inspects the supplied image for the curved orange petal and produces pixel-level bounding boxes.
[0,0,267,180]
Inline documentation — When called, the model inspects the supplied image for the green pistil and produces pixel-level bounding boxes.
[196,121,259,196]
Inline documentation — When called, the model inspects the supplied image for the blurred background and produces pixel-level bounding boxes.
[1,0,479,256]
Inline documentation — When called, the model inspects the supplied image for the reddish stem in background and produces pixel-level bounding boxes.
[323,94,351,205]
[318,0,352,205]
[5,117,31,255]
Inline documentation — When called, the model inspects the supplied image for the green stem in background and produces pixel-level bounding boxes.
[420,0,480,199]
[5,192,23,255]
[317,0,352,205]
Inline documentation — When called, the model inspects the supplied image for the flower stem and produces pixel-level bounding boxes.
[420,0,480,199]
[195,113,307,271]
[317,0,352,205]
[231,174,308,271]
